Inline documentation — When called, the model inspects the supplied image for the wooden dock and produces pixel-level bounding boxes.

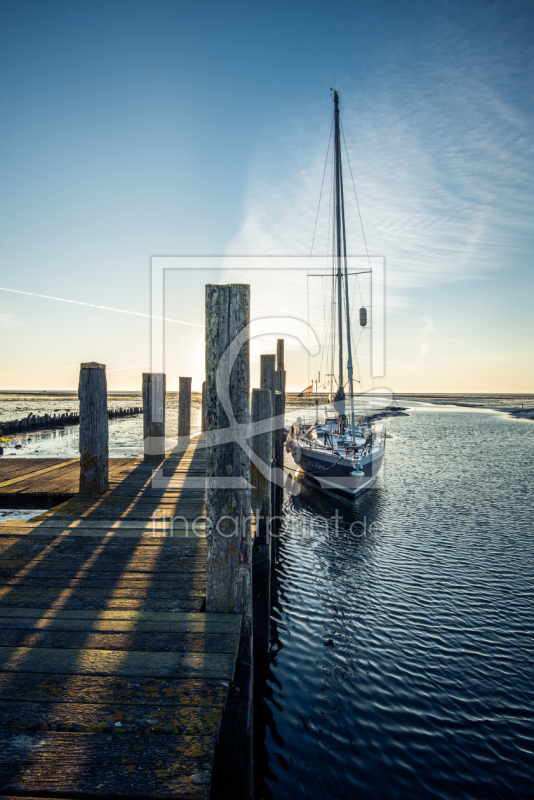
[0,437,242,798]
[0,282,287,799]
[0,457,139,506]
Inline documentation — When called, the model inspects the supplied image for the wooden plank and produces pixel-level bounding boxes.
[0,629,239,653]
[0,577,206,591]
[0,586,206,599]
[0,673,229,706]
[0,560,205,573]
[0,699,221,736]
[0,459,68,481]
[0,536,206,551]
[0,551,206,565]
[0,459,79,489]
[0,570,206,585]
[0,598,204,612]
[0,608,240,623]
[0,528,210,542]
[0,795,79,800]
[0,617,241,634]
[0,731,213,798]
[0,537,207,551]
[0,646,236,679]
[1,519,207,530]
[0,566,207,579]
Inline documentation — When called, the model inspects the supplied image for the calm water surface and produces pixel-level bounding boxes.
[1,394,533,796]
[255,404,534,800]
[0,393,202,458]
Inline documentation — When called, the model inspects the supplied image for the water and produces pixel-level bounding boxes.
[1,393,533,795]
[255,402,534,800]
[0,392,202,458]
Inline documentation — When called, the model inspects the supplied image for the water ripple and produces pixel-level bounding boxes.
[255,406,534,800]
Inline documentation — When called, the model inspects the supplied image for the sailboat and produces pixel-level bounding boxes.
[285,90,386,495]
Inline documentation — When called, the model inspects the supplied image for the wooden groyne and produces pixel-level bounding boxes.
[0,405,142,436]
[0,282,286,799]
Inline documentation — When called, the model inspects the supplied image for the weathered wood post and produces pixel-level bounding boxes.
[276,338,285,373]
[178,376,192,440]
[205,283,253,799]
[260,354,276,455]
[250,388,272,528]
[260,354,276,400]
[201,380,206,432]
[205,285,251,617]
[78,362,108,494]
[260,354,277,524]
[251,388,273,654]
[274,339,287,519]
[142,373,166,460]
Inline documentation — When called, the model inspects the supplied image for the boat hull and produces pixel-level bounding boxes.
[297,445,384,496]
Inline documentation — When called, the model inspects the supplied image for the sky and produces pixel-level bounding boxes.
[1,0,533,393]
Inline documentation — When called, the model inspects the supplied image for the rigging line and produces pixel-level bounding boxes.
[340,120,368,305]
[307,273,311,382]
[310,116,334,257]
[348,273,365,393]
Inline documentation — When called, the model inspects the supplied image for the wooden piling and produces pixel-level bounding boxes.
[178,376,192,438]
[142,373,166,460]
[261,353,280,526]
[251,388,273,654]
[205,283,253,799]
[276,338,285,372]
[274,339,286,518]
[260,354,276,398]
[250,388,273,529]
[78,362,108,495]
[205,284,251,617]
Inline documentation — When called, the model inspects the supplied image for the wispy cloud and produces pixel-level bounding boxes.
[225,19,534,306]
[0,314,20,328]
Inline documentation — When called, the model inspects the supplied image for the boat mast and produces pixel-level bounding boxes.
[339,138,356,432]
[333,91,345,414]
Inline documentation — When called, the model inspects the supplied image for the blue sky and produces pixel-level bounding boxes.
[1,0,533,392]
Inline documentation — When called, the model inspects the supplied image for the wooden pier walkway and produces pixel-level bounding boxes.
[0,437,242,798]
[0,457,139,506]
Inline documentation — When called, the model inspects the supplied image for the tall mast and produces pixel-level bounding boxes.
[340,142,356,431]
[333,91,345,409]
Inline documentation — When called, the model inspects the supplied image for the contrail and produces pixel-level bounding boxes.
[0,287,205,328]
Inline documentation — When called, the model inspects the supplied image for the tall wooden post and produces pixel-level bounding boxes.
[251,388,272,654]
[78,362,108,494]
[260,353,278,526]
[260,354,276,398]
[206,283,253,799]
[274,339,286,518]
[260,354,276,464]
[201,380,206,432]
[178,376,192,439]
[205,284,251,617]
[276,338,285,372]
[250,388,272,528]
[142,373,166,460]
